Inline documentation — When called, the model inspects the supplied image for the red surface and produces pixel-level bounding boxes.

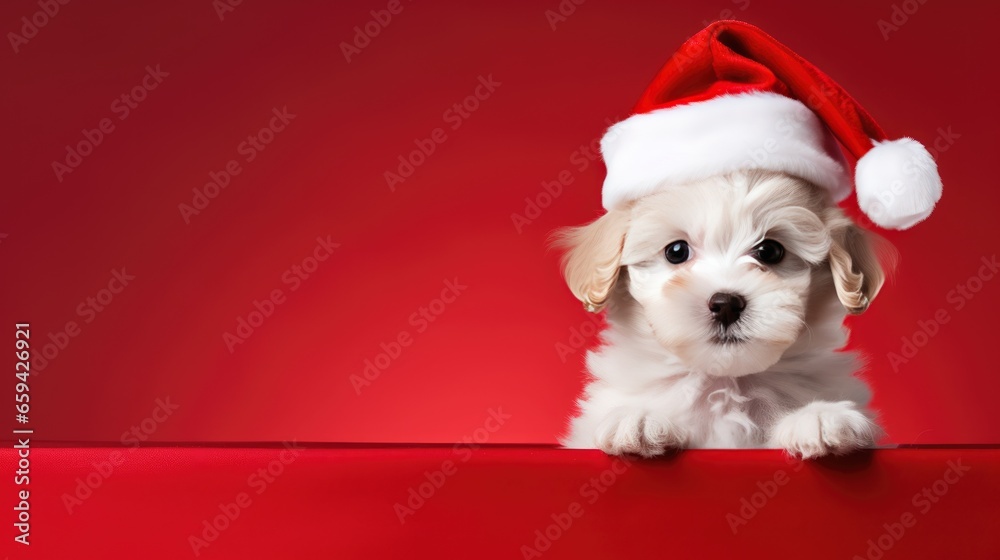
[1,0,999,446]
[3,445,998,558]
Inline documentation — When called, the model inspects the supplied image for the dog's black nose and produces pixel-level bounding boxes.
[709,292,746,327]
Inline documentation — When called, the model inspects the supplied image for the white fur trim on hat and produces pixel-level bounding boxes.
[855,138,941,230]
[600,92,852,210]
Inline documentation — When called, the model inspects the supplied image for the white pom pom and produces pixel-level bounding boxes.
[855,138,942,230]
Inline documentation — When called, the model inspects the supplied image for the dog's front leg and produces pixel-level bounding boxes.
[768,400,880,459]
[563,384,689,457]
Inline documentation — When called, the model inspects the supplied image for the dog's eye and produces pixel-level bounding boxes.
[751,240,785,265]
[664,240,690,264]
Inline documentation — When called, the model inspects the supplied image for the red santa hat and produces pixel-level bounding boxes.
[600,21,941,230]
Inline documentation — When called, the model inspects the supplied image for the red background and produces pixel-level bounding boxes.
[1,0,997,445]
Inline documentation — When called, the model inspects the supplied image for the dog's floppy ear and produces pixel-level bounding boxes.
[826,213,894,314]
[552,209,629,312]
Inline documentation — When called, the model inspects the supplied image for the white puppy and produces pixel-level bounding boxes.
[557,170,892,458]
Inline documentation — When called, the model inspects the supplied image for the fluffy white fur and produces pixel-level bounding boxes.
[557,171,889,459]
[855,138,942,230]
[600,92,852,211]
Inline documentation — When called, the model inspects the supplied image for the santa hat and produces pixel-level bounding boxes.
[600,21,941,230]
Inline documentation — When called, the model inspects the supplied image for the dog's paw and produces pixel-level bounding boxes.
[769,401,878,459]
[593,408,687,458]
